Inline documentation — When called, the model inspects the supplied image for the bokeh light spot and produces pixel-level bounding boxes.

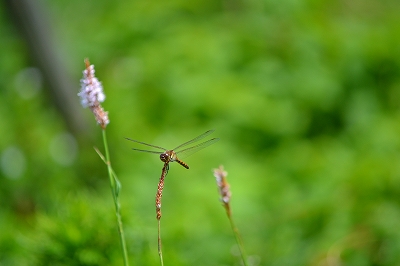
[14,67,43,99]
[49,132,78,166]
[1,146,26,179]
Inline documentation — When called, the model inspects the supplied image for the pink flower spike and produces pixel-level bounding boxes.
[78,61,106,107]
[78,59,109,129]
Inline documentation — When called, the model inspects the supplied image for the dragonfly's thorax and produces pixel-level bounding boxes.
[160,150,177,163]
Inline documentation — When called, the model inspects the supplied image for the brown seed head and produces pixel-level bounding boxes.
[214,165,232,205]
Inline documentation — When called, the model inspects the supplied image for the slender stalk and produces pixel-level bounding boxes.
[102,129,129,266]
[157,219,164,266]
[227,214,248,266]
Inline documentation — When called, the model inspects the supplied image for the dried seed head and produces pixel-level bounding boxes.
[90,105,109,129]
[214,165,232,205]
[78,59,109,129]
[155,162,169,220]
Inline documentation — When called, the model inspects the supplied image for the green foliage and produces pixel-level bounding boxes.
[1,0,400,265]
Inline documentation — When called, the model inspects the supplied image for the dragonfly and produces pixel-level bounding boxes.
[125,129,219,169]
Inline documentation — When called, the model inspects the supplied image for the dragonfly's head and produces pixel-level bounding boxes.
[160,150,176,163]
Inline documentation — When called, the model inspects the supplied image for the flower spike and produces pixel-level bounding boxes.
[78,58,109,129]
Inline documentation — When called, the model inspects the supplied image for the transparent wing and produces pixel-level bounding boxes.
[175,138,219,159]
[125,137,166,151]
[172,129,215,151]
[130,148,163,154]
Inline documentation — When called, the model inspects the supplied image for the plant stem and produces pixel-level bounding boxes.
[158,219,164,266]
[102,129,129,266]
[228,214,248,266]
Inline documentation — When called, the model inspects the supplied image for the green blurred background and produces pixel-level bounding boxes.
[1,0,400,265]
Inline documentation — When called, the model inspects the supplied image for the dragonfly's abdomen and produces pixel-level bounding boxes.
[176,159,189,169]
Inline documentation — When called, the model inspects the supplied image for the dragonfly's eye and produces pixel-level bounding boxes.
[160,153,169,163]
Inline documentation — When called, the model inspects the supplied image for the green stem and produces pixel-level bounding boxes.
[102,129,130,266]
[158,219,164,266]
[228,214,248,266]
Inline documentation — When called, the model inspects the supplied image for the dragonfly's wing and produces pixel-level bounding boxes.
[125,137,166,151]
[175,138,219,159]
[172,129,215,151]
[130,148,163,154]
